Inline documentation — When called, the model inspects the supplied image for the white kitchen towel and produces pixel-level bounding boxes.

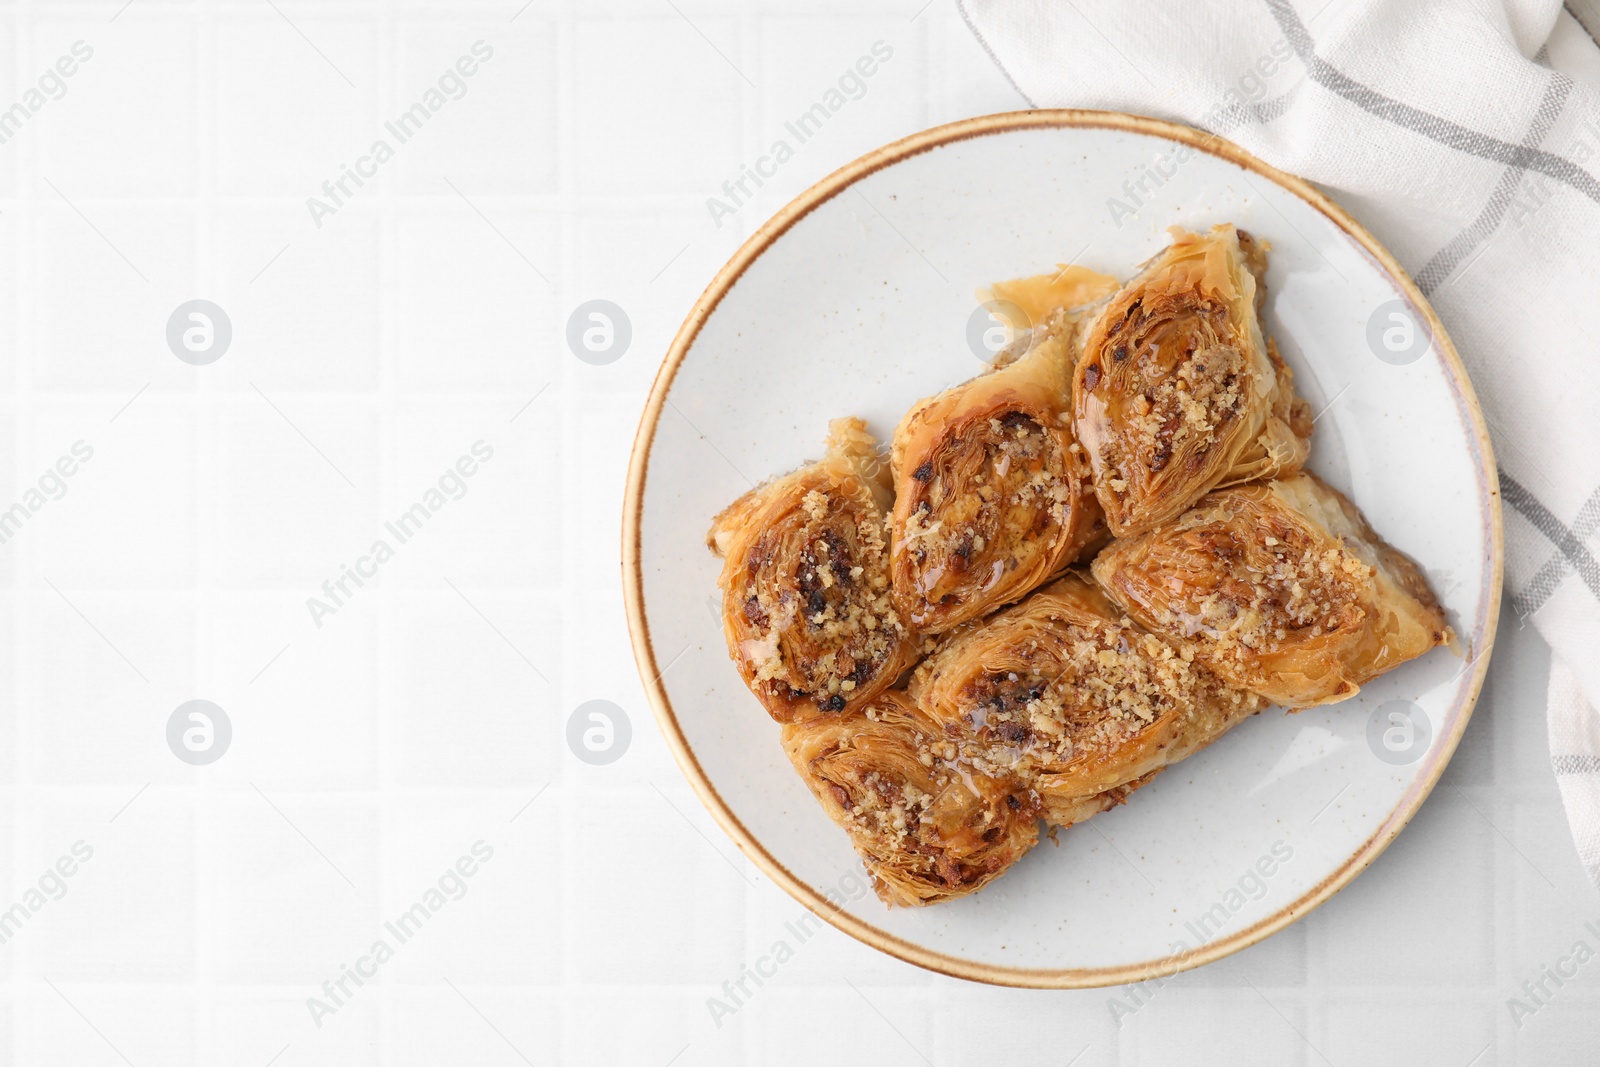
[960,0,1600,886]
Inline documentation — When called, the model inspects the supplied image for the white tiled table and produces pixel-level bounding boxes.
[0,1,1591,1063]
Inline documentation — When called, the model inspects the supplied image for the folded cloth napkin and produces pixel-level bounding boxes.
[959,0,1600,886]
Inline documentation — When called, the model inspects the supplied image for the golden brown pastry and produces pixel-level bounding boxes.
[1072,225,1311,538]
[699,226,1453,911]
[1091,473,1451,708]
[1044,771,1165,829]
[908,573,1264,825]
[890,319,1107,634]
[707,418,916,724]
[781,689,1039,906]
[981,263,1120,365]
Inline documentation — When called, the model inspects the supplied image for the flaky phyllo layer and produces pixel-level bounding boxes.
[781,690,1039,906]
[909,572,1263,826]
[890,317,1106,634]
[707,418,917,724]
[1073,225,1311,538]
[1092,473,1450,708]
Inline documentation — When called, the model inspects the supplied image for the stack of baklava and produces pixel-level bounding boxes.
[706,226,1450,906]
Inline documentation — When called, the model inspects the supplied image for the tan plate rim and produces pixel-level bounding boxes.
[620,108,1504,989]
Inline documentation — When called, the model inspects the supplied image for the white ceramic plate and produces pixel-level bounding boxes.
[624,111,1501,987]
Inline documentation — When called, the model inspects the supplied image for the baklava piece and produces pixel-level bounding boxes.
[708,418,917,724]
[909,572,1264,825]
[1073,225,1311,537]
[782,689,1039,906]
[1092,473,1450,707]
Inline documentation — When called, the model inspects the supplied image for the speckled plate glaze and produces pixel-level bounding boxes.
[623,111,1502,988]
